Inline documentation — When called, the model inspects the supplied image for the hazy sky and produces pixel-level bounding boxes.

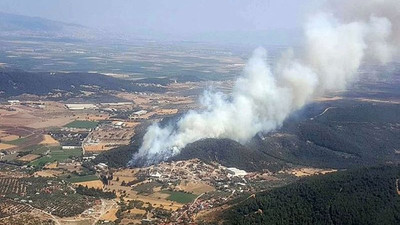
[0,0,323,35]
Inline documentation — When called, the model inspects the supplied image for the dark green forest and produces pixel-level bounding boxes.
[92,143,138,168]
[222,166,400,225]
[171,138,284,172]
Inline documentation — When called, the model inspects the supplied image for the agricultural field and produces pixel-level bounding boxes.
[177,180,215,195]
[44,162,58,169]
[83,143,114,152]
[29,147,82,167]
[162,190,198,204]
[64,120,99,129]
[30,193,94,217]
[286,167,337,177]
[0,102,75,129]
[0,172,117,223]
[0,127,32,141]
[0,213,54,225]
[0,127,45,154]
[17,154,40,162]
[74,180,103,189]
[0,143,15,150]
[113,169,136,183]
[30,145,52,155]
[33,170,64,178]
[64,174,99,183]
[129,208,146,215]
[132,181,162,195]
[3,136,29,146]
[0,199,32,218]
[0,176,96,218]
[39,135,59,146]
[0,178,26,196]
[0,134,19,142]
[100,208,119,222]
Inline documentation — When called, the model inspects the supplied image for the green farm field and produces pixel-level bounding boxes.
[162,190,198,204]
[64,120,99,129]
[65,174,99,183]
[29,147,82,167]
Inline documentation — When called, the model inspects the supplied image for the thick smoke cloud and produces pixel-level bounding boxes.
[130,0,400,166]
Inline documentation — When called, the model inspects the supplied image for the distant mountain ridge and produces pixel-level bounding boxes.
[0,12,99,40]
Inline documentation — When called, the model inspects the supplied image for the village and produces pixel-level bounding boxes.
[0,81,336,224]
[0,82,198,161]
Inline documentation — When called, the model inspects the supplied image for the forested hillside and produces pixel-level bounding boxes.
[101,100,400,172]
[0,70,165,98]
[222,166,400,225]
[171,138,284,172]
[255,101,400,169]
[166,100,400,172]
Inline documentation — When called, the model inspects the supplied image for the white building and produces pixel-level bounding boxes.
[150,172,161,178]
[114,121,124,128]
[227,167,247,177]
[133,110,147,116]
[96,163,108,170]
[100,102,133,106]
[62,146,81,150]
[83,156,96,160]
[65,104,97,110]
[8,100,20,105]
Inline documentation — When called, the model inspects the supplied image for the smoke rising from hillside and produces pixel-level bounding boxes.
[130,0,400,166]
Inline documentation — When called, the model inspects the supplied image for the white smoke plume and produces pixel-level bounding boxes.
[130,0,400,166]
